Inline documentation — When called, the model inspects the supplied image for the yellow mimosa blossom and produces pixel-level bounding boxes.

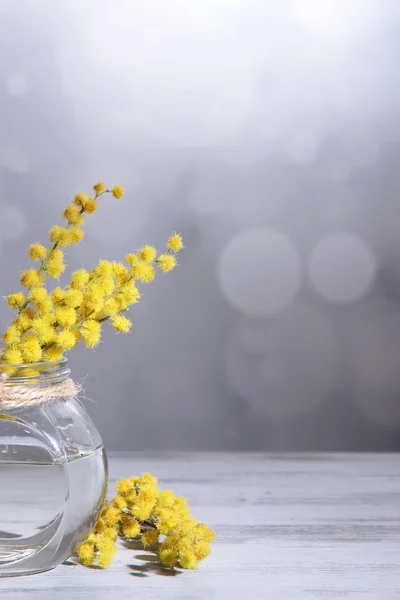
[94,518,106,533]
[141,530,159,547]
[96,537,117,568]
[194,523,215,543]
[122,282,141,305]
[103,506,121,527]
[157,490,175,507]
[97,549,117,568]
[93,182,105,193]
[157,254,176,273]
[159,549,178,568]
[111,184,124,199]
[28,243,47,261]
[55,306,77,328]
[61,289,83,308]
[174,495,189,510]
[43,312,57,325]
[81,320,101,347]
[139,473,158,485]
[138,245,157,263]
[21,335,42,363]
[85,198,98,214]
[179,552,198,570]
[45,260,65,278]
[114,265,131,287]
[114,293,127,311]
[43,346,63,362]
[95,260,113,277]
[121,518,140,539]
[103,298,119,317]
[71,328,81,344]
[31,286,48,302]
[131,502,152,522]
[77,542,95,565]
[63,204,84,225]
[167,233,184,252]
[49,225,71,247]
[157,511,178,535]
[176,537,193,553]
[40,298,53,313]
[98,277,114,296]
[56,330,76,351]
[112,315,132,333]
[70,269,89,289]
[73,192,89,208]
[69,227,85,244]
[36,296,53,314]
[3,325,21,346]
[139,487,159,507]
[31,318,56,344]
[3,347,23,364]
[116,478,132,496]
[132,261,155,283]
[81,288,104,314]
[53,247,64,260]
[16,310,34,332]
[125,253,138,266]
[20,269,42,288]
[45,252,65,278]
[193,541,211,560]
[111,495,128,510]
[6,292,25,309]
[51,287,65,303]
[112,262,128,277]
[103,526,119,541]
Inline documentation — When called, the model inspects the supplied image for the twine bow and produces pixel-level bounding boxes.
[0,372,77,409]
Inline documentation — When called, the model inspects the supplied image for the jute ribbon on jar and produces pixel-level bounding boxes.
[0,373,78,409]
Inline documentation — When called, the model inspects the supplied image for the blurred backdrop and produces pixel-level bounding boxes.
[1,0,400,450]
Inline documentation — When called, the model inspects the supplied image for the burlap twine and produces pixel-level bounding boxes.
[0,372,78,409]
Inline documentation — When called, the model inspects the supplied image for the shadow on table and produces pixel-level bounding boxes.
[123,539,182,578]
[63,540,184,577]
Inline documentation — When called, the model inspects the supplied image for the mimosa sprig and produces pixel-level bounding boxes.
[0,182,183,370]
[77,473,215,570]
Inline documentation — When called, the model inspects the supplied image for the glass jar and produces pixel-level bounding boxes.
[0,358,107,577]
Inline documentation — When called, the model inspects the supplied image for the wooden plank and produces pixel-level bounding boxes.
[0,453,399,599]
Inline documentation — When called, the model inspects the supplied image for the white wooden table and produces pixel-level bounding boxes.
[0,452,399,599]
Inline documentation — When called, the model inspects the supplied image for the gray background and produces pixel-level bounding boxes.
[1,0,400,451]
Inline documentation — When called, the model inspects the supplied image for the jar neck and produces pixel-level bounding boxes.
[0,358,71,387]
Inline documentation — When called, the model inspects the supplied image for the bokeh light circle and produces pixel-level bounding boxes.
[226,306,336,417]
[218,228,302,315]
[308,232,376,303]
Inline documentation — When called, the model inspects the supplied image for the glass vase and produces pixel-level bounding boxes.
[0,358,107,577]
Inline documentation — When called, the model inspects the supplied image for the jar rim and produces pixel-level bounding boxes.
[0,356,68,370]
[0,357,70,386]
